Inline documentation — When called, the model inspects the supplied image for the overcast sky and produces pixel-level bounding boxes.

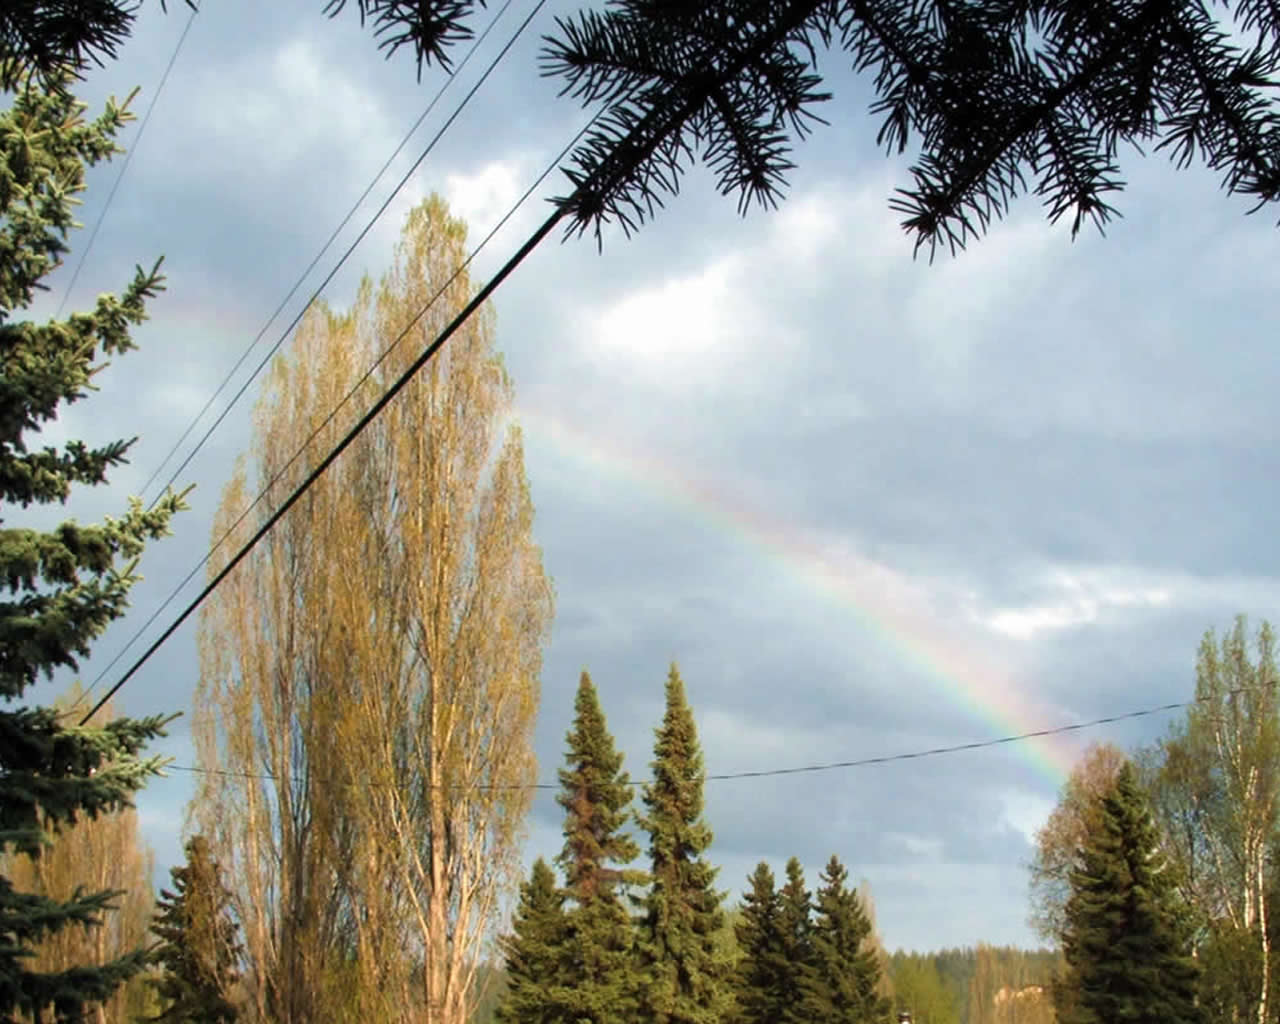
[20,0,1280,953]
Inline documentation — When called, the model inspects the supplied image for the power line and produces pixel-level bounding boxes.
[78,2,847,723]
[69,0,545,719]
[76,110,599,727]
[136,0,524,507]
[55,5,198,319]
[155,684,1239,794]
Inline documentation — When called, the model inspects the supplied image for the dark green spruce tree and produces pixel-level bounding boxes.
[733,862,790,1024]
[1054,762,1202,1024]
[556,670,643,1024]
[0,68,185,1022]
[495,858,568,1024]
[776,857,814,1024]
[637,663,732,1024]
[148,835,241,1022]
[800,855,889,1024]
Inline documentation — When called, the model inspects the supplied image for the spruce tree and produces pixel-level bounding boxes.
[496,858,568,1024]
[148,835,241,1022]
[0,67,185,1022]
[637,663,732,1024]
[1054,762,1202,1024]
[733,862,789,1024]
[555,671,642,1024]
[776,857,814,1024]
[800,855,889,1024]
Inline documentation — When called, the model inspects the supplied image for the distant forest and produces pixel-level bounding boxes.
[471,939,1059,1024]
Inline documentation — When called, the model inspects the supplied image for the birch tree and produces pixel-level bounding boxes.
[1151,617,1280,1024]
[191,195,553,1024]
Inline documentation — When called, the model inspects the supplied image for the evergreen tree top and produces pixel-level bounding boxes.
[638,663,731,1024]
[644,663,707,825]
[148,834,242,1023]
[556,670,640,901]
[801,855,888,1024]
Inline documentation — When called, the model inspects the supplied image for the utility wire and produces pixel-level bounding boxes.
[55,6,198,319]
[137,0,523,506]
[156,682,1251,794]
[76,111,599,727]
[78,3,837,723]
[69,0,545,719]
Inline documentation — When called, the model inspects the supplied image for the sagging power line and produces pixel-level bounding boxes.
[156,683,1240,794]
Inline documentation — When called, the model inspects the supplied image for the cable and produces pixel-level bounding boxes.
[68,0,545,719]
[78,1,833,722]
[155,682,1253,793]
[136,0,522,506]
[76,111,600,727]
[54,6,198,319]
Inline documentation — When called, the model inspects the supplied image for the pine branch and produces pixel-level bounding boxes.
[543,0,1280,252]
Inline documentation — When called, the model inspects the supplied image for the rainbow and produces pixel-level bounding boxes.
[514,402,1081,788]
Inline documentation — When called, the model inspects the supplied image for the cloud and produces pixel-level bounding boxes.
[972,569,1174,640]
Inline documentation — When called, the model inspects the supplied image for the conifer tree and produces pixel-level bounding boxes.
[148,835,241,1022]
[496,858,568,1024]
[1054,762,1202,1024]
[733,862,789,1024]
[776,857,814,1024]
[800,855,889,1024]
[637,663,732,1024]
[0,67,184,1022]
[555,670,642,1024]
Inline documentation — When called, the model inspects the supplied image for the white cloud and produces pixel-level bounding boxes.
[443,158,530,237]
[997,788,1056,847]
[971,567,1174,639]
[884,831,947,861]
[579,254,746,374]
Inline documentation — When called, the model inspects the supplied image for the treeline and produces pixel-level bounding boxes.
[1031,615,1280,1023]
[889,946,1057,1024]
[476,917,1059,1024]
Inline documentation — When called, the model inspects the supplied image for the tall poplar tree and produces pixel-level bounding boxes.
[1054,762,1201,1024]
[495,859,567,1024]
[190,195,554,1024]
[800,855,888,1024]
[733,862,787,1024]
[637,664,731,1024]
[555,670,642,1024]
[0,68,183,1022]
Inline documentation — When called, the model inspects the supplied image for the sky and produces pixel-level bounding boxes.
[17,0,1280,953]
